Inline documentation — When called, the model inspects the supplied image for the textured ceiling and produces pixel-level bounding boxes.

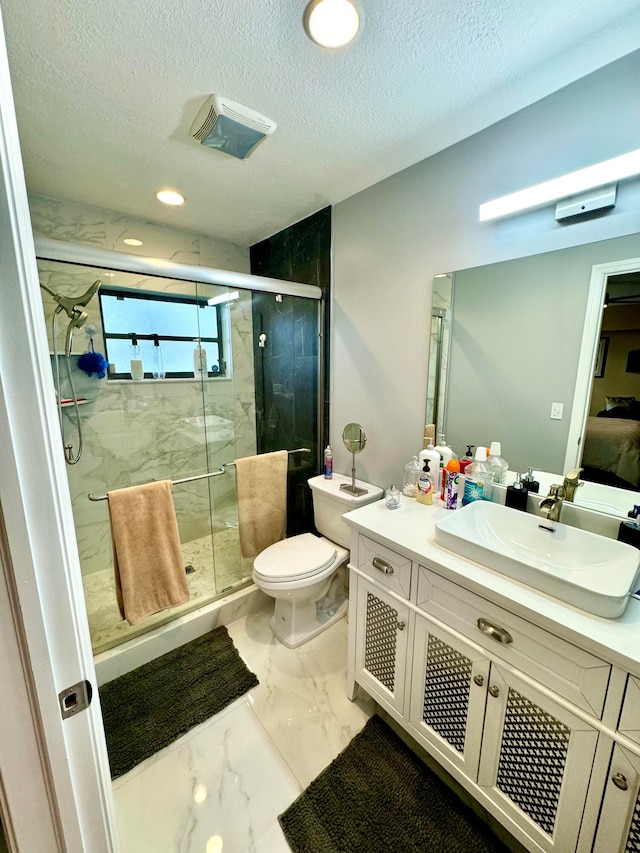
[2,0,640,246]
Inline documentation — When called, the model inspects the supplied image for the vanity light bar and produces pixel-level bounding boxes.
[479,147,640,221]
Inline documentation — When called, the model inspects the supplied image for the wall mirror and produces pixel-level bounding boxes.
[429,230,640,517]
[341,422,368,496]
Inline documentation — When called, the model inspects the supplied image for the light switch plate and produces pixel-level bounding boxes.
[550,402,564,420]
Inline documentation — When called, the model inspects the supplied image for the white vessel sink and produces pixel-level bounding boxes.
[434,501,640,618]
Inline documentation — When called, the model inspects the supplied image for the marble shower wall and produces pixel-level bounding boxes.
[30,194,256,578]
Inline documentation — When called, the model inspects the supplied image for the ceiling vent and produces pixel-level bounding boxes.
[190,95,276,160]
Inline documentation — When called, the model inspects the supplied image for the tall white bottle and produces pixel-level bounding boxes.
[419,427,441,481]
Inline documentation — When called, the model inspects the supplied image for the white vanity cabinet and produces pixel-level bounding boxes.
[592,744,640,852]
[590,676,640,852]
[344,502,640,853]
[353,577,411,714]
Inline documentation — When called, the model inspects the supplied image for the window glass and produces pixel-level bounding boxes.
[100,288,224,379]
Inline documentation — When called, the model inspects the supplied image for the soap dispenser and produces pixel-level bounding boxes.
[129,335,144,380]
[152,335,166,379]
[522,468,540,494]
[618,506,640,549]
[505,473,528,511]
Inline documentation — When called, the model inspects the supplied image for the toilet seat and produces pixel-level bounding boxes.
[253,533,337,583]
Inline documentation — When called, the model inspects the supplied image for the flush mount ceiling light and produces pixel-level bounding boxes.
[479,147,640,221]
[304,0,361,48]
[156,189,185,206]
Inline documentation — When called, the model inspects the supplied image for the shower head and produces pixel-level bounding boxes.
[40,279,101,356]
[40,279,102,324]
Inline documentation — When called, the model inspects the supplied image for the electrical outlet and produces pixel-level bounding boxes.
[550,402,564,420]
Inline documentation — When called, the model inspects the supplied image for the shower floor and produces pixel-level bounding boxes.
[82,527,254,655]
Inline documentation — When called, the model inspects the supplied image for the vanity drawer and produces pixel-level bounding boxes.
[417,564,611,718]
[355,534,412,598]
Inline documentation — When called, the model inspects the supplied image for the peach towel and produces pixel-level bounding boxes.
[235,451,288,558]
[108,480,189,626]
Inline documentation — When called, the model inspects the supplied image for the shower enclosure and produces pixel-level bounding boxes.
[36,241,323,655]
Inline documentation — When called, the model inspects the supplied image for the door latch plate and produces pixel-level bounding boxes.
[58,679,93,719]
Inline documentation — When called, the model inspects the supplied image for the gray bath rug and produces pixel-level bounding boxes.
[99,626,259,779]
[279,714,511,853]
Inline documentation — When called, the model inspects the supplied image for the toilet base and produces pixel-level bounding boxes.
[268,567,348,648]
[269,597,348,649]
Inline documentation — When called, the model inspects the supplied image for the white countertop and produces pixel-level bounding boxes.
[343,495,640,674]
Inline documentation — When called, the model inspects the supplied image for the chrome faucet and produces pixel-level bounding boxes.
[539,484,565,523]
[563,467,584,502]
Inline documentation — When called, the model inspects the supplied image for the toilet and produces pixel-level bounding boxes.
[252,472,383,648]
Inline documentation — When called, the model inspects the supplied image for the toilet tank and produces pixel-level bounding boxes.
[308,474,383,548]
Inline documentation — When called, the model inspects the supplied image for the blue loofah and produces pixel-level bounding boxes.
[78,348,109,378]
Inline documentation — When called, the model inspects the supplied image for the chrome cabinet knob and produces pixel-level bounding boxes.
[488,685,500,698]
[397,621,406,631]
[473,674,484,687]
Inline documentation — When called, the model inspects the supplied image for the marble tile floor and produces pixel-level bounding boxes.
[112,607,375,852]
[84,529,254,654]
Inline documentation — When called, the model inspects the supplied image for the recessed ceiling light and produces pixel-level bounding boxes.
[304,0,360,49]
[156,189,185,206]
[123,238,143,246]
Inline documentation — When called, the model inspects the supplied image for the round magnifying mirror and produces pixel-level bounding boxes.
[342,423,366,454]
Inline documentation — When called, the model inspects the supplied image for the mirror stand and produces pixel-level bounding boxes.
[340,451,369,497]
[339,422,369,496]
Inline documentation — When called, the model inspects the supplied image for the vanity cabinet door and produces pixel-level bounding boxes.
[408,615,489,781]
[354,577,410,714]
[478,664,599,853]
[592,744,640,853]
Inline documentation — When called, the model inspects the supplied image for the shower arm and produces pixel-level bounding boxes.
[39,280,102,322]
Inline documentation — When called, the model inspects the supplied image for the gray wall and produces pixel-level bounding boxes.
[332,49,640,491]
[445,233,640,475]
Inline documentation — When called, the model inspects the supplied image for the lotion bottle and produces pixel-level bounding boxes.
[129,335,144,380]
[152,335,165,379]
[194,342,208,378]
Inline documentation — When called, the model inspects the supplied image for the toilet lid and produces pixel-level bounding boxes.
[253,533,337,582]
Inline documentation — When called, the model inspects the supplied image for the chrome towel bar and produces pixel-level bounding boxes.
[87,447,311,501]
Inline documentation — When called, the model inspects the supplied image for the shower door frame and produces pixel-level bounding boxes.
[35,240,325,642]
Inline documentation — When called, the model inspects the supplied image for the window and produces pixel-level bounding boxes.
[99,287,227,379]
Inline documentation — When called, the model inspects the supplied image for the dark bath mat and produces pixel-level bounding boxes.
[99,625,258,779]
[279,715,510,853]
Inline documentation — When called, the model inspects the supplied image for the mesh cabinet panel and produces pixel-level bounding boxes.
[496,687,570,836]
[422,634,472,753]
[364,591,398,692]
[626,792,640,853]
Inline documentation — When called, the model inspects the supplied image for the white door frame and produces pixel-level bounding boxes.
[564,255,640,474]
[0,9,117,852]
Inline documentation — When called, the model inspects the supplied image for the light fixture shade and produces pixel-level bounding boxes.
[479,147,640,221]
[304,0,360,48]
